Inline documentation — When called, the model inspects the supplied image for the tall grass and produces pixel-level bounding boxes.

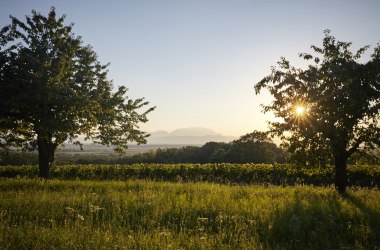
[1,179,379,249]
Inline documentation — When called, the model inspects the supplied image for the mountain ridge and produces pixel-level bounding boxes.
[147,127,236,145]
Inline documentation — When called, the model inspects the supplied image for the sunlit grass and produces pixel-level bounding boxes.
[0,179,379,249]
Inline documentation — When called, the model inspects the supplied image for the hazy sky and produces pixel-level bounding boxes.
[1,0,379,136]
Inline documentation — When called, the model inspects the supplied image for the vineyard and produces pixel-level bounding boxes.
[1,163,379,187]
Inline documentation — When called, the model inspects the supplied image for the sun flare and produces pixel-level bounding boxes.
[295,106,305,116]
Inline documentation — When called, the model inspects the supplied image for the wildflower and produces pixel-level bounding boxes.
[89,204,104,213]
[77,214,85,221]
[64,207,75,213]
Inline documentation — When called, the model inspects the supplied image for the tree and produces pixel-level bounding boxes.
[254,30,380,193]
[0,8,155,178]
[227,131,285,164]
[283,132,332,168]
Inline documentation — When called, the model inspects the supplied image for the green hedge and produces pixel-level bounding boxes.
[0,164,379,187]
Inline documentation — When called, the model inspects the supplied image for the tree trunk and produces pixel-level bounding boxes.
[330,135,350,194]
[37,138,56,179]
[334,154,348,193]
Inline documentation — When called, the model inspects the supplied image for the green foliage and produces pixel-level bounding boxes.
[119,131,287,164]
[228,131,286,163]
[0,179,379,249]
[1,164,379,187]
[0,151,38,165]
[254,30,380,192]
[0,7,154,177]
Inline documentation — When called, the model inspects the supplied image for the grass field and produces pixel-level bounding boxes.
[1,179,379,249]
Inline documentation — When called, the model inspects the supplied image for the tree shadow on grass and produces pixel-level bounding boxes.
[341,191,380,244]
[258,189,380,250]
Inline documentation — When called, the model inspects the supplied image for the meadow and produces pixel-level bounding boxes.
[1,177,380,249]
[1,164,379,249]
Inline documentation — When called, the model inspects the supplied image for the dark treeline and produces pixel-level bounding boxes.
[116,131,287,164]
[2,130,379,166]
[0,131,287,165]
[117,140,286,164]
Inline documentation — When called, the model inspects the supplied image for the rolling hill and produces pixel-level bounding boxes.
[147,127,236,145]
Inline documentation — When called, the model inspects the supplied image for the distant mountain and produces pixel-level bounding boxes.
[147,127,236,145]
[170,127,219,136]
[149,130,170,137]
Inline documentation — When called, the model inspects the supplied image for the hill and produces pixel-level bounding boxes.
[147,127,236,145]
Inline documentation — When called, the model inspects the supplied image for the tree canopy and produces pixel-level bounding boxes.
[254,30,380,192]
[0,8,155,177]
[117,131,286,164]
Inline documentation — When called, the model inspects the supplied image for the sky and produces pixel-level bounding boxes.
[1,0,380,137]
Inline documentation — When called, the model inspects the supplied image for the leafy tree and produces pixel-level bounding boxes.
[209,147,227,163]
[254,30,380,193]
[283,133,332,168]
[349,149,380,165]
[0,8,155,178]
[227,131,284,163]
[116,133,285,164]
[197,142,230,163]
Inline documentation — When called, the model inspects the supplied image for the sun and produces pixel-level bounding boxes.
[295,106,305,116]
